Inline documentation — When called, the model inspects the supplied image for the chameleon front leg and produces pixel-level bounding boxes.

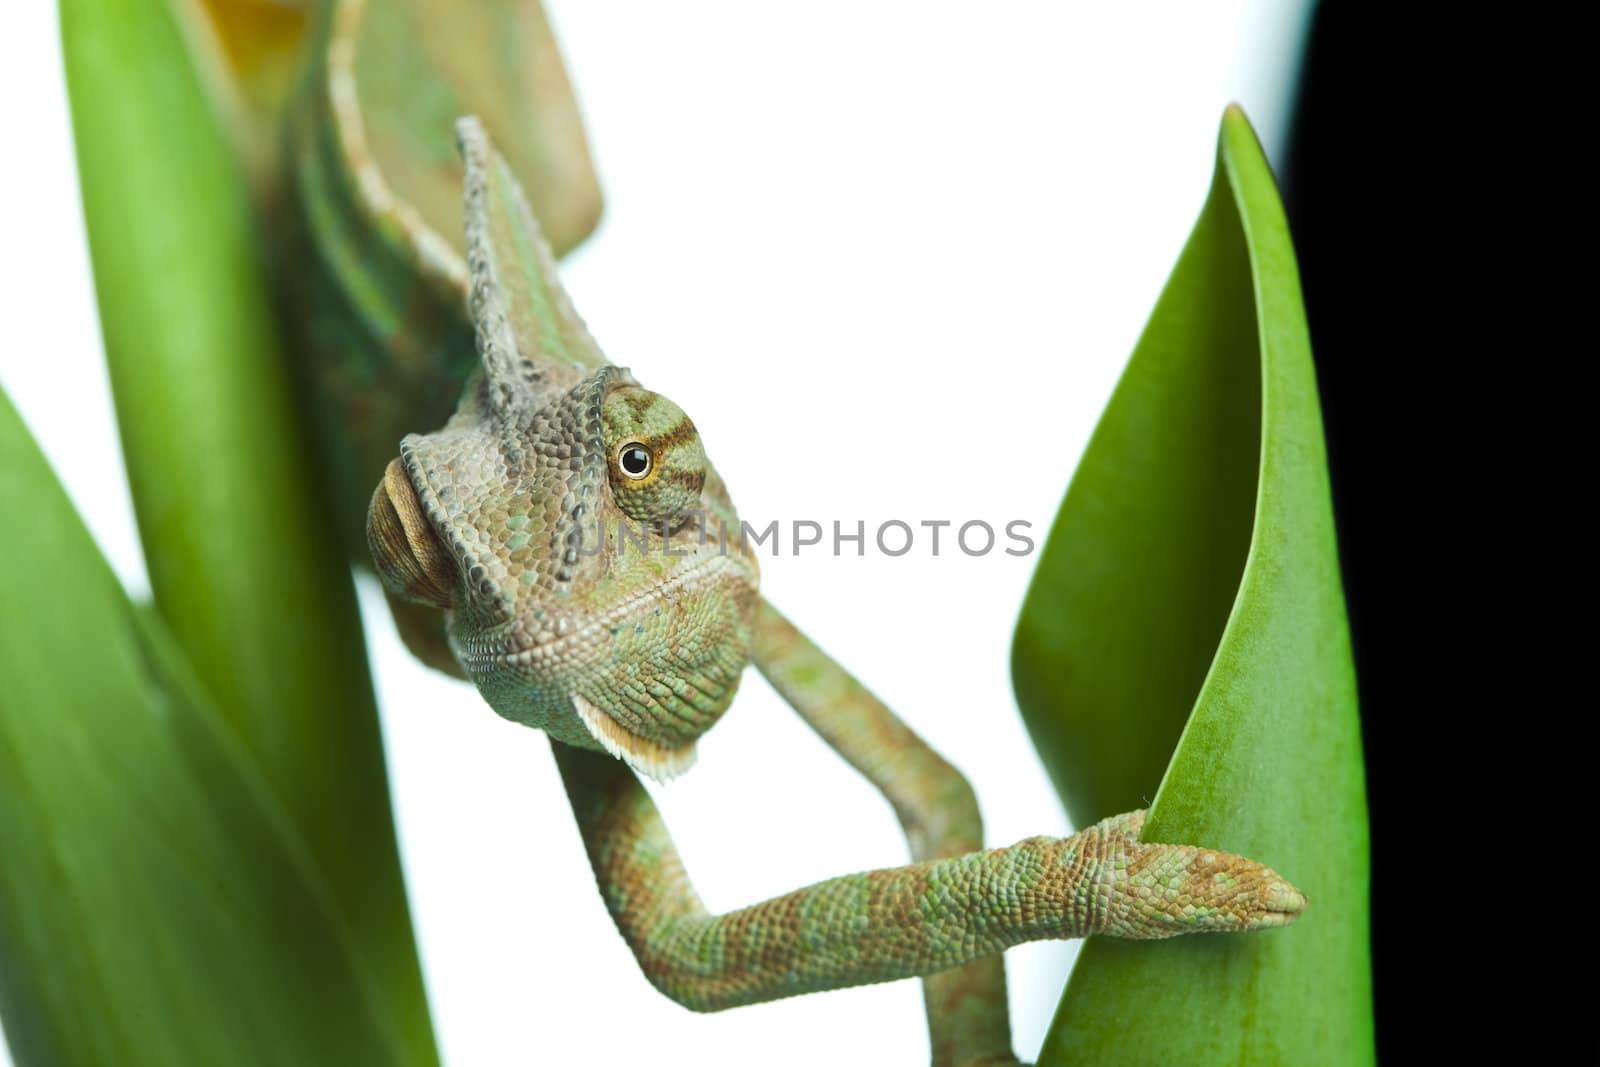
[752,599,1019,1067]
[554,601,1304,1067]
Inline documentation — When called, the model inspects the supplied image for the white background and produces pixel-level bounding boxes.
[0,2,1309,1064]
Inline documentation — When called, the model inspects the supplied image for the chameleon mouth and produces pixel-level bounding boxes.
[571,693,697,783]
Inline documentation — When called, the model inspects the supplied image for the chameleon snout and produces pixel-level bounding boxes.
[368,456,455,609]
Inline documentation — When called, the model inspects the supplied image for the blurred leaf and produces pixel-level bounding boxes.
[1012,107,1371,1063]
[59,0,437,1060]
[0,385,406,1066]
[174,0,314,189]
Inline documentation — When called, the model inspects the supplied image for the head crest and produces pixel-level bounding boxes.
[457,116,609,420]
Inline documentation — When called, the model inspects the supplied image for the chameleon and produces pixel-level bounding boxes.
[251,2,1307,1064]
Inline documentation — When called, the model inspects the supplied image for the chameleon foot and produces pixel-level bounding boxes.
[1079,809,1307,940]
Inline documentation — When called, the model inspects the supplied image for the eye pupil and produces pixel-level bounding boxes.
[620,445,652,478]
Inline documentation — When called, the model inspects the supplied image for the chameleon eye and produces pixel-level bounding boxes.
[619,442,653,480]
[602,386,706,524]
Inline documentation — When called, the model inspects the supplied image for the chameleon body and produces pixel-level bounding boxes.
[266,5,1307,1064]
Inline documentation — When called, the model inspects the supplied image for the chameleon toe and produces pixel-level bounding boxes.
[1248,878,1308,928]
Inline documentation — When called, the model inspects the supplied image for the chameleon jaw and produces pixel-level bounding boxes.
[453,553,756,670]
[572,692,698,783]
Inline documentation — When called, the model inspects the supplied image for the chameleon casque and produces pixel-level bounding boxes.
[261,2,1307,1064]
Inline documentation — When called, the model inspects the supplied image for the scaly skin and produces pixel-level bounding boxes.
[555,602,1302,1066]
[755,600,1013,1066]
[354,114,1307,1067]
[246,2,1311,1055]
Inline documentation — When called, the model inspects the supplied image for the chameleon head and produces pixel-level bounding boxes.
[365,117,760,782]
[368,368,760,781]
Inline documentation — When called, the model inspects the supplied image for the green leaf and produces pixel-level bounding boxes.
[57,0,436,1061]
[1011,107,1371,1063]
[0,385,406,1066]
